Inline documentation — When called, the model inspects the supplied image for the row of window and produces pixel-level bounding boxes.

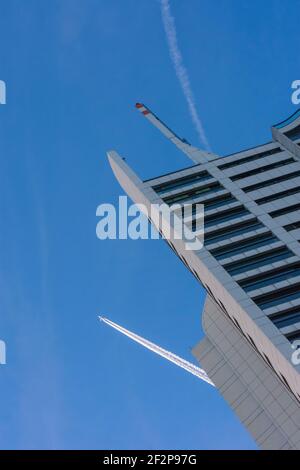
[255,186,300,205]
[243,169,300,193]
[270,202,300,219]
[166,235,299,401]
[285,125,300,141]
[194,193,236,211]
[163,182,222,205]
[286,331,300,342]
[210,233,277,261]
[271,306,300,329]
[239,263,300,292]
[217,147,281,171]
[173,194,236,225]
[205,219,263,245]
[153,171,212,195]
[167,228,300,336]
[205,210,249,231]
[201,206,249,230]
[230,157,295,182]
[284,221,300,231]
[254,283,300,310]
[224,247,292,276]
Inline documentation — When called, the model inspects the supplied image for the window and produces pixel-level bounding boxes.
[254,283,300,309]
[205,219,263,245]
[270,203,300,219]
[225,247,292,276]
[218,147,281,170]
[286,331,300,342]
[154,171,212,194]
[230,158,295,181]
[243,170,300,193]
[195,194,235,211]
[285,125,300,141]
[284,221,300,231]
[240,263,300,292]
[255,186,300,205]
[211,234,277,261]
[271,307,300,329]
[163,182,221,205]
[204,207,249,229]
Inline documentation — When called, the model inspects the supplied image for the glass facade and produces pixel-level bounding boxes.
[225,248,292,276]
[154,171,212,195]
[211,234,277,261]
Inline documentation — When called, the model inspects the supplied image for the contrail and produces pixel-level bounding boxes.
[160,0,211,151]
[99,316,214,386]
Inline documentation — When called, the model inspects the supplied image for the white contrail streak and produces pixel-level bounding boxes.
[99,316,214,386]
[160,0,211,151]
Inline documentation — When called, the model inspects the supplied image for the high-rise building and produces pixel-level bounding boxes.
[108,104,300,450]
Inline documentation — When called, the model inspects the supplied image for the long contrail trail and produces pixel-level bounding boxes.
[99,316,214,386]
[160,0,211,151]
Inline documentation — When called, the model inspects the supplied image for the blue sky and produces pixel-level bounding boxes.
[0,0,299,450]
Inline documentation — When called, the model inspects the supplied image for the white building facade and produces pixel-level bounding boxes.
[108,105,300,449]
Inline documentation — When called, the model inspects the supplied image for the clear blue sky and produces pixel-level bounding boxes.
[0,0,299,450]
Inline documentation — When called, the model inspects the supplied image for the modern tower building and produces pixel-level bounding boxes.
[108,104,300,450]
